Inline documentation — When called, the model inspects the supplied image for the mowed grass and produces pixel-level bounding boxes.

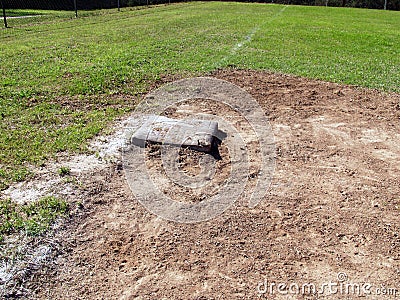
[0,2,399,190]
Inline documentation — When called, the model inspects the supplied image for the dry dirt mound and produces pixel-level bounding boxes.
[28,70,400,299]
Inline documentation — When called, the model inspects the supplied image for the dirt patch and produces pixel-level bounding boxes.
[26,70,400,299]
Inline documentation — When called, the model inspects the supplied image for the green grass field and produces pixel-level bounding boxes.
[1,2,399,190]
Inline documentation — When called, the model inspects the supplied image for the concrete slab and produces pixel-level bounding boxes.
[131,115,218,152]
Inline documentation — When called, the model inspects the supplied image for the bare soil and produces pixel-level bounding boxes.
[29,70,400,299]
